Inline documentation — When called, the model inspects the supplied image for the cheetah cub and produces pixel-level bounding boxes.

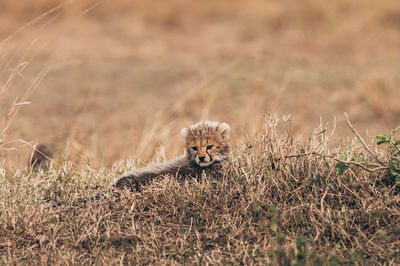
[115,121,230,191]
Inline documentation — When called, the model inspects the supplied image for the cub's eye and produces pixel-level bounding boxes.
[191,146,198,151]
[206,145,213,150]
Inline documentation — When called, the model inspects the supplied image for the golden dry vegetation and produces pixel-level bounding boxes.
[1,116,400,264]
[0,0,400,264]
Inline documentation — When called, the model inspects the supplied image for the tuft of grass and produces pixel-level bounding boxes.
[1,115,399,264]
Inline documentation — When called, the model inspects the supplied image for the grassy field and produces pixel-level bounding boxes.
[1,115,399,264]
[0,0,400,264]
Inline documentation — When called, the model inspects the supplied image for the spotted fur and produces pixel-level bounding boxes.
[115,121,230,191]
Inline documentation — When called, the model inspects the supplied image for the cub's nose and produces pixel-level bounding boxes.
[198,156,205,161]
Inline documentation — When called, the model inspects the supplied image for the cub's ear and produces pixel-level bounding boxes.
[181,127,189,138]
[218,122,230,139]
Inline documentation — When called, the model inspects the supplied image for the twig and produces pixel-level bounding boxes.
[320,187,329,213]
[284,152,388,173]
[284,152,315,158]
[344,113,385,166]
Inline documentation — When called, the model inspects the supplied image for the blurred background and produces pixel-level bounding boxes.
[0,0,399,168]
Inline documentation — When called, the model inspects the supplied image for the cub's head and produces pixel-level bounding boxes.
[181,121,230,167]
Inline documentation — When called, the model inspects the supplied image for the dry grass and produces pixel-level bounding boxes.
[0,39,51,168]
[1,115,399,264]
